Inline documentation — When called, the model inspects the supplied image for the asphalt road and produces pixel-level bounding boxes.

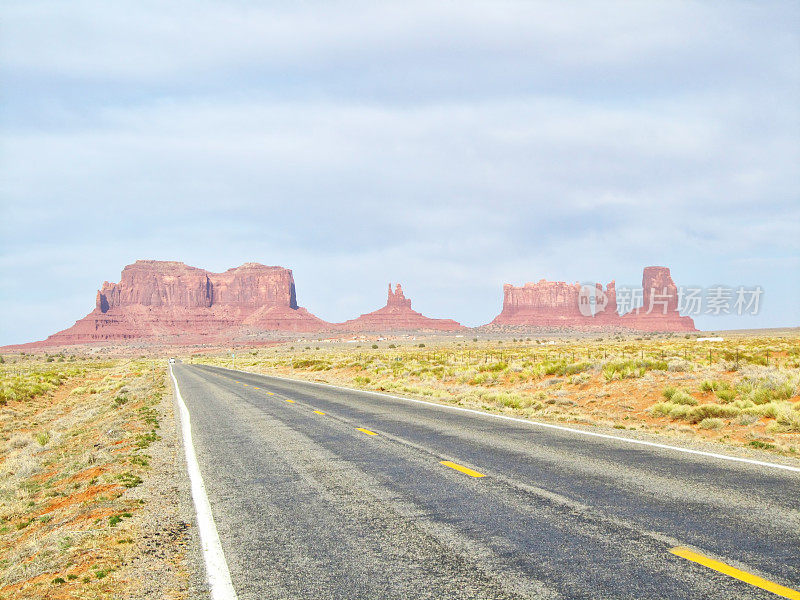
[171,363,800,600]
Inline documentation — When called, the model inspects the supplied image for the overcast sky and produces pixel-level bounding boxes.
[1,1,799,345]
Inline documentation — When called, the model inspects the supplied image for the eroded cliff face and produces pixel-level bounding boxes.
[335,284,463,332]
[620,266,696,331]
[493,280,591,326]
[95,261,298,311]
[489,267,696,331]
[43,261,328,344]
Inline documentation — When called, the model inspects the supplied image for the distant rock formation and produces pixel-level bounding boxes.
[38,260,329,345]
[491,280,588,326]
[10,261,699,348]
[619,266,696,331]
[335,283,463,332]
[488,266,695,331]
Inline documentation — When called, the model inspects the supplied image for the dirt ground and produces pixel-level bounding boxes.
[0,356,196,599]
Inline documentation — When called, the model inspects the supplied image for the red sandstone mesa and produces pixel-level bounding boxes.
[13,261,696,348]
[37,260,329,345]
[489,266,696,331]
[490,280,605,327]
[335,284,464,332]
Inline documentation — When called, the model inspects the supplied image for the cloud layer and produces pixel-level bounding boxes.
[1,1,798,344]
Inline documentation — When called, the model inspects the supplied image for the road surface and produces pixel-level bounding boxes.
[170,363,800,600]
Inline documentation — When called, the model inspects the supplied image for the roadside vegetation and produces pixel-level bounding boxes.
[196,334,800,455]
[0,353,187,599]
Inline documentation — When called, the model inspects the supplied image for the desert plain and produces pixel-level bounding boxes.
[1,328,798,598]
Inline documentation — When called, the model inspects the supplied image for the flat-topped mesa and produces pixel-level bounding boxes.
[490,279,616,327]
[335,283,463,332]
[620,266,696,331]
[95,260,297,312]
[488,267,696,331]
[40,260,328,345]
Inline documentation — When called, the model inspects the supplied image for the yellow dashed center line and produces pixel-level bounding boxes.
[670,547,800,599]
[252,386,259,389]
[267,392,275,396]
[356,428,378,436]
[313,410,326,415]
[440,461,485,478]
[285,399,295,403]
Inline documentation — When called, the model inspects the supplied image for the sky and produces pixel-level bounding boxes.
[1,1,799,345]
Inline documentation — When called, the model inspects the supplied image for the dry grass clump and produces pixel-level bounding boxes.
[699,417,725,430]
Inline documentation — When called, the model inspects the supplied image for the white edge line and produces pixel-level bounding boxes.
[170,364,238,600]
[216,364,800,474]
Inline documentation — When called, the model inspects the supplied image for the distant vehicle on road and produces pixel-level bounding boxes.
[169,358,176,364]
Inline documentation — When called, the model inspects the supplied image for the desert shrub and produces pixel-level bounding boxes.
[564,362,592,376]
[737,368,799,403]
[0,368,74,404]
[670,390,697,405]
[738,413,760,426]
[526,364,545,378]
[699,417,725,430]
[569,373,590,385]
[744,386,786,405]
[10,434,30,449]
[747,401,800,432]
[700,380,732,393]
[603,358,668,382]
[774,403,800,432]
[747,440,775,450]
[667,404,693,420]
[662,386,677,400]
[650,402,673,417]
[602,361,638,381]
[642,359,669,371]
[667,359,693,372]
[685,404,739,424]
[117,472,142,488]
[715,389,737,403]
[748,440,776,450]
[481,391,528,409]
[135,431,160,449]
[651,399,739,423]
[468,373,492,386]
[650,402,691,420]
